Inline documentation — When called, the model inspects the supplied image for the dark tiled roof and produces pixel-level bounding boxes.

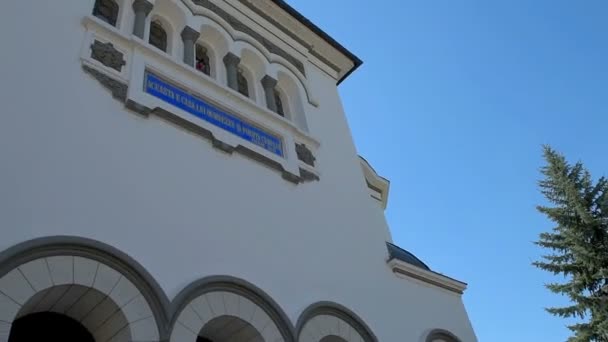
[386,242,430,271]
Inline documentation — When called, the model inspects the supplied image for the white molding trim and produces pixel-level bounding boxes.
[359,156,390,209]
[388,259,468,295]
[215,0,355,81]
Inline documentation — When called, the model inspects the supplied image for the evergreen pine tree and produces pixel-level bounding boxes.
[534,146,608,341]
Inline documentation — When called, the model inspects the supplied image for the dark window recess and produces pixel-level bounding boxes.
[92,0,119,27]
[195,44,210,76]
[9,312,95,342]
[274,90,285,117]
[149,21,168,52]
[237,70,249,97]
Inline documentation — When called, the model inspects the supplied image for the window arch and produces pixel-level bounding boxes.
[149,20,168,52]
[296,302,378,342]
[0,237,167,342]
[195,44,211,77]
[170,276,295,342]
[237,68,249,98]
[277,71,307,130]
[92,0,119,27]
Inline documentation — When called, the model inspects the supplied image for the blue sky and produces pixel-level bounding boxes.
[287,1,608,341]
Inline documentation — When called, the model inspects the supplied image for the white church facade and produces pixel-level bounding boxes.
[0,1,477,341]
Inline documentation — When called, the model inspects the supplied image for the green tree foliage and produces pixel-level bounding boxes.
[534,146,608,341]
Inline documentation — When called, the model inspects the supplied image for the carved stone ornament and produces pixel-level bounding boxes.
[91,40,126,72]
[299,168,319,182]
[82,65,128,101]
[296,143,316,167]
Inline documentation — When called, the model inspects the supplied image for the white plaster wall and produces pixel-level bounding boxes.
[0,1,476,341]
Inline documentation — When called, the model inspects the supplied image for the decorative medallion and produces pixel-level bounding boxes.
[91,40,126,72]
[296,143,315,167]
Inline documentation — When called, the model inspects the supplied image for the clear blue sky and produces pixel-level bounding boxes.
[287,1,608,341]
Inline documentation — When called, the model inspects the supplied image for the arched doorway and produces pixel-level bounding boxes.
[296,302,377,342]
[170,276,295,342]
[9,312,94,342]
[6,284,129,342]
[196,315,264,342]
[0,237,167,342]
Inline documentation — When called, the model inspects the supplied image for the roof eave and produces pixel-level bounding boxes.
[269,0,363,85]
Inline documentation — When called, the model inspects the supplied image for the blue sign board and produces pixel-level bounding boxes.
[144,71,284,157]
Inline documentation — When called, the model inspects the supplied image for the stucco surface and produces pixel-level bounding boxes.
[0,1,476,341]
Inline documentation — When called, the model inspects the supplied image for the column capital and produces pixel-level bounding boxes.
[181,26,200,42]
[261,75,277,89]
[223,52,241,67]
[132,0,153,15]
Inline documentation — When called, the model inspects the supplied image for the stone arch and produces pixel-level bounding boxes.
[296,302,377,342]
[277,70,308,131]
[232,40,313,110]
[268,60,310,106]
[0,236,170,342]
[198,22,231,84]
[425,329,462,342]
[151,0,188,54]
[178,4,316,106]
[169,275,295,342]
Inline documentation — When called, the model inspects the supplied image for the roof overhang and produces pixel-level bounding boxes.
[264,0,363,84]
[388,259,468,295]
[359,156,390,209]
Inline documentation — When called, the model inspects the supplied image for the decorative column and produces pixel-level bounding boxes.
[261,75,278,112]
[181,26,200,67]
[223,52,241,91]
[132,0,153,39]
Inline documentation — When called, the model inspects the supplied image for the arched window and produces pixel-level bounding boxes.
[237,69,249,97]
[92,0,119,27]
[149,21,168,52]
[274,89,285,117]
[195,44,210,76]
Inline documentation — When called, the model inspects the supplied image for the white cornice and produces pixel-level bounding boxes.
[359,156,390,209]
[388,259,468,295]
[230,0,357,81]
